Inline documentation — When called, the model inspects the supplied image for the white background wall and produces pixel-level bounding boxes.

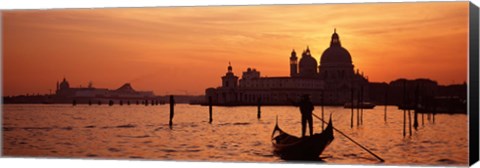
[0,0,478,168]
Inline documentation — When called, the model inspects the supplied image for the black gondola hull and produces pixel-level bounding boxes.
[272,118,334,160]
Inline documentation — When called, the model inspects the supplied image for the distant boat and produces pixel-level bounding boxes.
[41,101,53,104]
[344,102,376,109]
[271,117,334,160]
[397,104,416,110]
[42,97,53,104]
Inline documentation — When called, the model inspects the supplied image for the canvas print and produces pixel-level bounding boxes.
[1,1,472,166]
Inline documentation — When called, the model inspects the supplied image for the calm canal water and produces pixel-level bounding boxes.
[2,104,468,166]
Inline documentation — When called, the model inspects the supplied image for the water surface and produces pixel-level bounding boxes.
[2,104,468,166]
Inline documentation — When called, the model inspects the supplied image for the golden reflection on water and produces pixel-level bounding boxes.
[2,104,468,165]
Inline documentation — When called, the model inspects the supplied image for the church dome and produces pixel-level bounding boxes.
[320,29,352,64]
[298,46,318,77]
[320,47,352,64]
[299,54,318,68]
[59,78,70,89]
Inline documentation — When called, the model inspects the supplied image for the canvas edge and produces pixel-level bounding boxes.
[0,1,476,167]
[469,1,480,166]
[0,11,4,157]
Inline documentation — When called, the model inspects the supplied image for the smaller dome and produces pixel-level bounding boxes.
[299,48,318,77]
[59,78,70,89]
[299,55,318,68]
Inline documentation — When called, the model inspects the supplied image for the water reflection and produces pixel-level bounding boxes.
[2,104,468,165]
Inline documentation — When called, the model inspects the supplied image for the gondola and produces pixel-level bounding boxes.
[271,117,334,160]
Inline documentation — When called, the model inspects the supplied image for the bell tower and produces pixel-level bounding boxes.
[290,49,298,77]
[222,62,239,89]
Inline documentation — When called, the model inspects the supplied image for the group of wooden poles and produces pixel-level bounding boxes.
[350,85,365,128]
[349,82,436,138]
[399,81,436,137]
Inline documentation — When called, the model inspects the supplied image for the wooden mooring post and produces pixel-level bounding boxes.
[405,83,412,136]
[403,80,407,137]
[433,113,436,123]
[209,96,213,123]
[384,85,388,122]
[413,110,418,130]
[257,97,261,119]
[360,86,364,125]
[432,97,436,124]
[351,87,354,128]
[169,95,175,129]
[357,88,360,127]
[413,84,419,130]
[408,109,412,136]
[321,91,325,131]
[422,113,424,126]
[403,109,406,137]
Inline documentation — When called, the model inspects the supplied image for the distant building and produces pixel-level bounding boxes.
[4,78,159,104]
[368,79,439,106]
[206,29,369,105]
[55,78,155,103]
[367,78,466,113]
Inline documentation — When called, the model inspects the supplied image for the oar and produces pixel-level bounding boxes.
[312,113,385,162]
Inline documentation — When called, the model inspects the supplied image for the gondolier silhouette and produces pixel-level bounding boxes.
[290,94,314,137]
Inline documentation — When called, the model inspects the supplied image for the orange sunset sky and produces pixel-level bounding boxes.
[2,2,469,96]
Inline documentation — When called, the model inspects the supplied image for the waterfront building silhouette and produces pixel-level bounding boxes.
[206,29,369,105]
